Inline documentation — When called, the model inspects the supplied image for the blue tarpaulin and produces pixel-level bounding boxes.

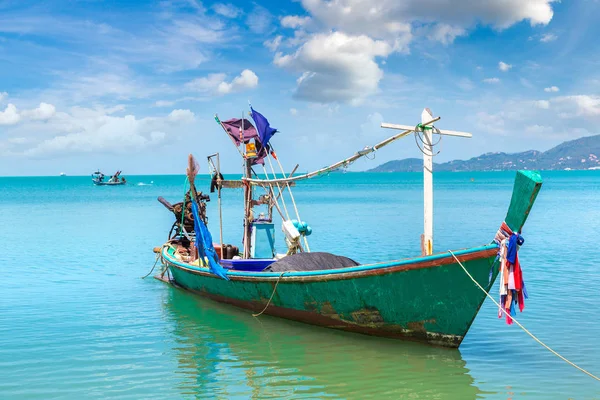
[191,200,229,280]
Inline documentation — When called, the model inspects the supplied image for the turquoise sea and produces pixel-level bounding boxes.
[1,171,600,399]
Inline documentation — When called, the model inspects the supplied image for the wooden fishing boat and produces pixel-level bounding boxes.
[154,108,542,347]
[92,170,126,186]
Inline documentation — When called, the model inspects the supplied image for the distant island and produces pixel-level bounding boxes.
[368,134,600,172]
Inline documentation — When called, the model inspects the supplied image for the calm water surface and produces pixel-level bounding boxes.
[1,171,599,399]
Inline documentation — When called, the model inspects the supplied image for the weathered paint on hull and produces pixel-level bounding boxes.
[162,246,499,347]
[158,169,542,347]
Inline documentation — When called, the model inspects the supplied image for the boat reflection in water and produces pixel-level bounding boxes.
[163,287,486,399]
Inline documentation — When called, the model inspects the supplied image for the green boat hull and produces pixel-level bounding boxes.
[159,170,542,347]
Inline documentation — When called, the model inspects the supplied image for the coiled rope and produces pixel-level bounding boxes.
[448,250,600,382]
[414,123,443,157]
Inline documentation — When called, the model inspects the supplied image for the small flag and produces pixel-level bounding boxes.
[251,106,277,148]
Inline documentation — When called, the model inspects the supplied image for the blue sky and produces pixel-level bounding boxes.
[1,0,599,176]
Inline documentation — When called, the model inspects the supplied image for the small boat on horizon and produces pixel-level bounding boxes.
[59,172,66,176]
[92,170,127,186]
[154,107,542,348]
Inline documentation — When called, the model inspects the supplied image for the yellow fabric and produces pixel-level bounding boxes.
[189,257,209,267]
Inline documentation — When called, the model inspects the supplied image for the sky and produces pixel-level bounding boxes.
[1,0,599,176]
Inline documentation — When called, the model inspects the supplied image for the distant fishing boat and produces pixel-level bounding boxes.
[154,107,542,347]
[92,170,126,186]
[59,172,66,176]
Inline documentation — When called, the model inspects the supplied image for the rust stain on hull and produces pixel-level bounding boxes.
[351,308,385,326]
[407,319,437,334]
[157,275,463,348]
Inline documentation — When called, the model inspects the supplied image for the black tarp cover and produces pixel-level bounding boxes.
[264,252,359,272]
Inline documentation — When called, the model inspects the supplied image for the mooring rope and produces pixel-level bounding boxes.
[142,253,161,279]
[252,272,287,317]
[448,250,600,382]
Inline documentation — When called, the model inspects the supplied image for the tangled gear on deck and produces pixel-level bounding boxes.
[265,252,359,272]
[158,191,240,261]
[158,190,209,233]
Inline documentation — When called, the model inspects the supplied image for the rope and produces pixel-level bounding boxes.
[244,117,440,185]
[364,147,376,160]
[448,250,600,382]
[271,149,310,252]
[265,158,291,220]
[414,124,442,157]
[141,253,161,279]
[252,272,287,317]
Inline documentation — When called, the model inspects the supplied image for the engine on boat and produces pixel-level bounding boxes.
[158,192,240,261]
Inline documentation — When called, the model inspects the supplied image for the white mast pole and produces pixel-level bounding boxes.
[421,108,434,256]
[379,108,471,257]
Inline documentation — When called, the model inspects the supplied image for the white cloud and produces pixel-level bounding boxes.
[246,5,273,34]
[483,77,500,84]
[0,104,20,125]
[498,61,512,72]
[264,35,283,51]
[212,3,243,18]
[0,92,7,103]
[544,86,559,92]
[299,0,555,39]
[0,6,232,75]
[474,111,506,134]
[271,0,556,104]
[520,78,534,88]
[105,105,126,114]
[185,70,259,95]
[21,103,56,120]
[170,19,228,44]
[150,131,166,142]
[154,100,175,107]
[540,33,557,42]
[360,112,384,136]
[281,15,312,29]
[525,124,553,135]
[182,0,204,12]
[274,32,392,104]
[457,78,474,91]
[16,107,196,157]
[217,69,259,94]
[552,95,600,118]
[185,73,227,92]
[8,137,29,145]
[290,108,298,115]
[168,109,196,123]
[427,24,466,45]
[535,100,550,109]
[58,72,150,101]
